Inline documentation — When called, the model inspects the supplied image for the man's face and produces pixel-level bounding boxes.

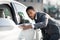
[27,9,35,20]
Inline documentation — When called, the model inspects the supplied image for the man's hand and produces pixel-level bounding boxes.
[19,24,32,30]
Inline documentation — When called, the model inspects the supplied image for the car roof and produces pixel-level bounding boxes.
[0,0,11,4]
[0,0,26,8]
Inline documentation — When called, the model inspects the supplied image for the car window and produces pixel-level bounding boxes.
[0,4,12,19]
[13,3,26,19]
[4,8,12,19]
[0,4,14,31]
[13,2,30,23]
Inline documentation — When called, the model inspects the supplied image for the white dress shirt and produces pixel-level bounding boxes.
[32,14,37,28]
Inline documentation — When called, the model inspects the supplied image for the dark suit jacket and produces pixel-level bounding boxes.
[34,12,59,35]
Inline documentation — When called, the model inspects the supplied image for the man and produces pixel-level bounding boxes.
[20,6,60,40]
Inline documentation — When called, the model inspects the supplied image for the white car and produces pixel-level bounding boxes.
[0,18,22,40]
[0,0,30,40]
[0,0,42,40]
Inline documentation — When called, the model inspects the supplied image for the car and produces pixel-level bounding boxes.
[0,0,31,24]
[0,0,31,40]
[0,0,42,40]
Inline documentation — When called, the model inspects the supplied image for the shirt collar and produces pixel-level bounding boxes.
[35,13,37,20]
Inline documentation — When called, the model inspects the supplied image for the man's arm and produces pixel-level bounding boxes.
[34,14,49,29]
[19,14,49,30]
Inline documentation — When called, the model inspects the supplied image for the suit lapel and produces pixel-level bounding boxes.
[34,13,38,23]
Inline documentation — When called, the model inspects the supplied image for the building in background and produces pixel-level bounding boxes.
[16,0,43,12]
[43,0,60,19]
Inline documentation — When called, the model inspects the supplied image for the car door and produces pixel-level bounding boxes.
[0,4,21,40]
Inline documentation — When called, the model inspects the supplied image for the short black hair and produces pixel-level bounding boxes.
[26,6,34,12]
